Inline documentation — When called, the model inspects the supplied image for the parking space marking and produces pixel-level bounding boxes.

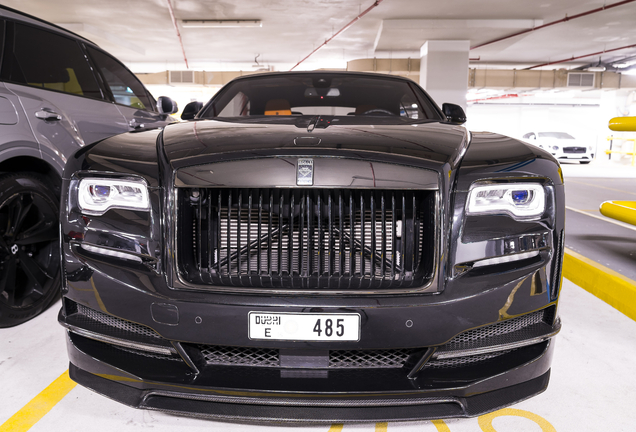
[0,370,75,432]
[375,422,388,432]
[566,179,636,197]
[478,408,556,431]
[564,247,636,321]
[565,206,636,232]
[431,420,451,431]
[328,424,343,432]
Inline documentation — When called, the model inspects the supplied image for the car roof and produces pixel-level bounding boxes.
[0,4,98,47]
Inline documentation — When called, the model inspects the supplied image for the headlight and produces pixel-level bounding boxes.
[78,178,149,215]
[552,146,559,150]
[466,183,546,220]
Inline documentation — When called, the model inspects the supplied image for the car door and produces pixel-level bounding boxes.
[85,46,172,130]
[0,19,40,165]
[0,20,129,174]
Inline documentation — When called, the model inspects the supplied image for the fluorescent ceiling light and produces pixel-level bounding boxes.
[585,66,606,72]
[182,20,262,28]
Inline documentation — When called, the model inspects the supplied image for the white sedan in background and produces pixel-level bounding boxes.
[522,132,594,164]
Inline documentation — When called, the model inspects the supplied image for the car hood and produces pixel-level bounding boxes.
[161,119,469,170]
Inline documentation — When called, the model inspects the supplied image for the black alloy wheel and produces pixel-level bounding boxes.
[0,174,61,327]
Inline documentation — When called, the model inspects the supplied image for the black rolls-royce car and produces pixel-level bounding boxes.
[59,72,564,423]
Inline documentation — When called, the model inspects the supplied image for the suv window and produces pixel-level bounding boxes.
[0,20,4,64]
[87,47,155,111]
[1,22,103,99]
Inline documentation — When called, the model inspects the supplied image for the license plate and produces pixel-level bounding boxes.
[248,312,360,341]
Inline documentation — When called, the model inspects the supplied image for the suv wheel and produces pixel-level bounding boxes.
[0,174,60,327]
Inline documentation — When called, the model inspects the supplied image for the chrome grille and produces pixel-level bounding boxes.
[562,147,586,154]
[178,188,435,290]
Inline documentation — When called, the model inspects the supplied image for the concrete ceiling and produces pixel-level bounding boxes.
[4,0,636,73]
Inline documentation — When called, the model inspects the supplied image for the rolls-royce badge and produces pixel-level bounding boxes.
[297,158,314,186]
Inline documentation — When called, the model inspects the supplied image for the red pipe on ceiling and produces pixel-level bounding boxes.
[471,0,636,51]
[290,0,385,71]
[526,43,636,69]
[166,0,189,69]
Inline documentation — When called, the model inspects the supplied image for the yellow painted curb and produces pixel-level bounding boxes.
[0,370,76,432]
[563,248,636,321]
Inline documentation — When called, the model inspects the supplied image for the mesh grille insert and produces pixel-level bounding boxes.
[329,349,414,368]
[75,303,161,340]
[196,345,415,369]
[199,345,280,367]
[445,309,545,349]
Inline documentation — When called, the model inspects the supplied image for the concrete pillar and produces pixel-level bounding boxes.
[419,40,470,110]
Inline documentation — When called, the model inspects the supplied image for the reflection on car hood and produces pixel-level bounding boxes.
[161,119,468,169]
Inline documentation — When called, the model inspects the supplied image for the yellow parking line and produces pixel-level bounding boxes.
[0,370,76,432]
[375,422,388,432]
[431,419,451,431]
[564,248,636,321]
[478,408,556,431]
[328,424,343,432]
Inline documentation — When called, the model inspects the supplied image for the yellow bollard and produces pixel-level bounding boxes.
[609,116,636,132]
[599,201,636,226]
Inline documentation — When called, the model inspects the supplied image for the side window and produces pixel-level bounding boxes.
[0,20,5,66]
[1,22,103,99]
[217,92,250,117]
[86,47,155,111]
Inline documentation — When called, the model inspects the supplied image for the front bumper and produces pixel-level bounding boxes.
[60,273,560,423]
[66,333,554,423]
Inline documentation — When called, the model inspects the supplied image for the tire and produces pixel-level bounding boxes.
[0,174,61,327]
[580,161,591,164]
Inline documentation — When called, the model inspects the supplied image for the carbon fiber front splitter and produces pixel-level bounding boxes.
[68,362,551,424]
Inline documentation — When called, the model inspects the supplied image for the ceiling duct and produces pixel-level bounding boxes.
[169,70,195,84]
[567,72,595,87]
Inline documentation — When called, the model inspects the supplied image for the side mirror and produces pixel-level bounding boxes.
[157,96,178,115]
[181,101,204,121]
[442,103,466,125]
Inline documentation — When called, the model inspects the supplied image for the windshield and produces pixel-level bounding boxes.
[199,73,443,125]
[538,132,575,139]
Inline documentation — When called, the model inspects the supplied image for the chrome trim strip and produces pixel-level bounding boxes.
[472,250,540,268]
[62,323,177,355]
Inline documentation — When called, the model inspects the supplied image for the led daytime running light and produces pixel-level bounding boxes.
[467,183,546,219]
[78,178,149,215]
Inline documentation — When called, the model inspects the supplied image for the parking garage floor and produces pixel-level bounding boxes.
[2,161,636,432]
